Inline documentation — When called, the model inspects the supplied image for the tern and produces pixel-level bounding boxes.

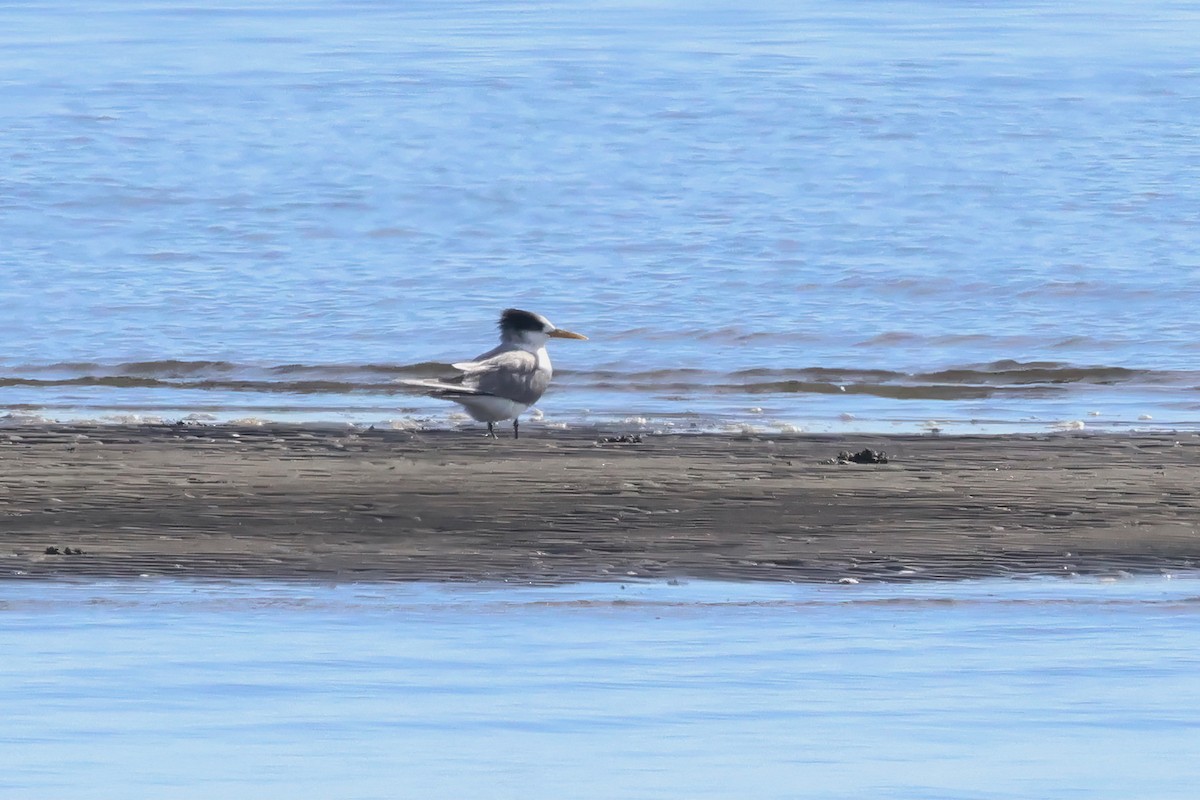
[401,308,587,438]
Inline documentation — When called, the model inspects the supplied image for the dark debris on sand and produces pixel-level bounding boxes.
[827,448,889,465]
[599,434,644,444]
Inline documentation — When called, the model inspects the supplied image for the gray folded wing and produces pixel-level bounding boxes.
[453,349,551,406]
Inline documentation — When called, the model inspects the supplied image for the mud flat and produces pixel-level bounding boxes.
[2,424,1198,583]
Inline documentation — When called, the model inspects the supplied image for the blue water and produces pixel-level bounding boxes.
[3,577,1200,799]
[2,0,1198,432]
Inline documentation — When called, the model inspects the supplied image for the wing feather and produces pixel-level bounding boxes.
[457,350,549,406]
[399,347,551,406]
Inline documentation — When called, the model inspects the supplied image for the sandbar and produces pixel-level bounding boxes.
[2,424,1198,583]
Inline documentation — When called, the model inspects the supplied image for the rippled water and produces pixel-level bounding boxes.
[4,577,1200,799]
[2,0,1198,431]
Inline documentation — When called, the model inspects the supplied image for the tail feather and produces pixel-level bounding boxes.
[397,378,493,397]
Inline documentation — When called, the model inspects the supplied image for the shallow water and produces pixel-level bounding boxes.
[4,577,1200,799]
[2,0,1198,432]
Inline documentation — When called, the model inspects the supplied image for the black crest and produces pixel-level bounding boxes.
[498,308,547,335]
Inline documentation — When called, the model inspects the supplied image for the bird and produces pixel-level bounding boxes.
[399,308,587,438]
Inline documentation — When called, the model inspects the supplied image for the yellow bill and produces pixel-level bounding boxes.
[548,328,588,340]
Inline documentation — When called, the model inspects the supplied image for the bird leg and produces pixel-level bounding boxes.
[486,422,497,439]
[513,418,519,439]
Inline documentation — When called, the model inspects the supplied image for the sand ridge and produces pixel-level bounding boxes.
[2,424,1198,583]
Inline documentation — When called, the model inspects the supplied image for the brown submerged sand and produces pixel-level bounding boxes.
[2,424,1198,583]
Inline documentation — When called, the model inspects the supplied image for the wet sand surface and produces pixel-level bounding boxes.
[2,425,1198,583]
